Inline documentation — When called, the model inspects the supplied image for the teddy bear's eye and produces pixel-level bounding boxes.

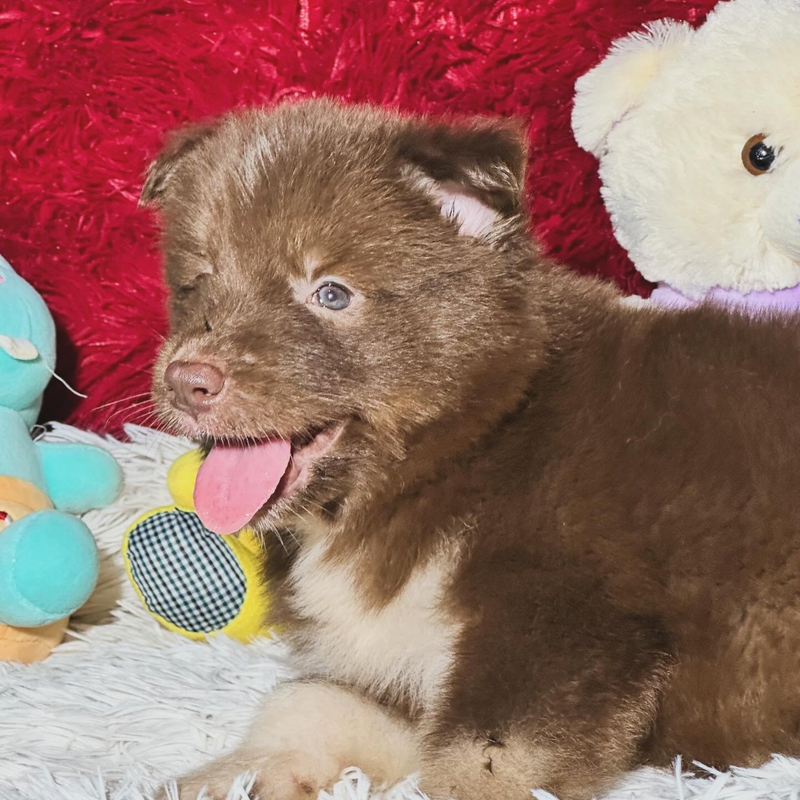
[742,134,776,176]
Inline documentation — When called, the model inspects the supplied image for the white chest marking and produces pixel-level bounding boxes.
[288,542,462,713]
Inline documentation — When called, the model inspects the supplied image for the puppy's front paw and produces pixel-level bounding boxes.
[160,748,341,800]
[156,752,257,800]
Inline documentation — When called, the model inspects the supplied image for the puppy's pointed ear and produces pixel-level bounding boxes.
[572,20,693,158]
[139,122,218,207]
[398,115,528,246]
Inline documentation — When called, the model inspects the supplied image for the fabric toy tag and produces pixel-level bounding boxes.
[0,334,38,361]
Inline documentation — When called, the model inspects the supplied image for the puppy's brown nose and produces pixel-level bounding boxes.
[165,360,227,416]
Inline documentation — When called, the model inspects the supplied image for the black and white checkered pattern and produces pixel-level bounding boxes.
[127,509,246,633]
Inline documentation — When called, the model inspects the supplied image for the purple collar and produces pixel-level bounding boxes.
[649,283,800,313]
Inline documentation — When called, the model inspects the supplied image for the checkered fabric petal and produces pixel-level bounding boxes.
[127,509,246,633]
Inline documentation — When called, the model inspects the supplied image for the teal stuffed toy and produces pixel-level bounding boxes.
[0,254,123,663]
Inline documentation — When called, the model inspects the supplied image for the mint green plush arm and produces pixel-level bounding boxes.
[35,442,123,514]
[0,407,47,491]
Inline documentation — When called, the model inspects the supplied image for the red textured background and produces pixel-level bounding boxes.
[0,0,718,433]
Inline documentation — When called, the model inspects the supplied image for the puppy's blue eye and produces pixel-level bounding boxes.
[314,282,351,310]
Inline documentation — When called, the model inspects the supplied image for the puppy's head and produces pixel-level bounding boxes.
[144,100,539,535]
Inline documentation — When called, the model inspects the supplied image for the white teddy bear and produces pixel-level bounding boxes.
[572,0,800,311]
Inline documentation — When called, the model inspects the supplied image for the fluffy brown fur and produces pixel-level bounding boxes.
[145,99,800,800]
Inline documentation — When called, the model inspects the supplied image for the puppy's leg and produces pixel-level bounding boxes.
[419,584,672,800]
[171,680,419,800]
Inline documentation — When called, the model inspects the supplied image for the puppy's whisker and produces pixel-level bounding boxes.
[105,398,156,428]
[94,392,152,412]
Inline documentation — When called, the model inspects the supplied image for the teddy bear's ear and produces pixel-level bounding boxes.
[396,115,528,246]
[572,20,694,158]
[139,121,219,207]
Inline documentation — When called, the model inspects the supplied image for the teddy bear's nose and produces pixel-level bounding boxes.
[165,360,227,417]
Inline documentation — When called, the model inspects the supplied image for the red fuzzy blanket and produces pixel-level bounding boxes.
[0,0,717,432]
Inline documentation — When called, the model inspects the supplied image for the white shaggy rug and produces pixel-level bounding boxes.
[1,424,800,800]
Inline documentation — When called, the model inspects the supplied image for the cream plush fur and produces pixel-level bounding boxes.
[572,0,800,300]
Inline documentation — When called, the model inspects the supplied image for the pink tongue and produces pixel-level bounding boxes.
[194,439,292,535]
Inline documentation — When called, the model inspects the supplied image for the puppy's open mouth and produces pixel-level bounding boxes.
[193,424,343,535]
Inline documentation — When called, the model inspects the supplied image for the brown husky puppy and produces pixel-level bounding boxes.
[145,100,800,800]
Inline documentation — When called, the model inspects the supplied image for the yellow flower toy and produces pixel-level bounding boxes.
[123,450,272,642]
